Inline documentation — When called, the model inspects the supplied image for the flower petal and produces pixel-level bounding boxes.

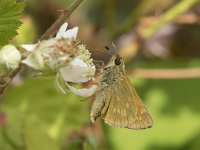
[62,27,78,40]
[66,82,97,97]
[21,44,37,51]
[22,50,44,70]
[56,22,68,39]
[59,58,90,83]
[56,22,78,40]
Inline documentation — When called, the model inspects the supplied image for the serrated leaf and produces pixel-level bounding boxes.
[0,0,25,46]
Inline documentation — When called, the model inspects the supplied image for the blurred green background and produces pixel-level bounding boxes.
[1,0,200,150]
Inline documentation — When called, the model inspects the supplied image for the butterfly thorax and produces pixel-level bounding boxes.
[99,60,126,86]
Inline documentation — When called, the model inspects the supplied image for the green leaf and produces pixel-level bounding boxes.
[0,0,25,46]
[23,118,59,150]
[1,77,90,148]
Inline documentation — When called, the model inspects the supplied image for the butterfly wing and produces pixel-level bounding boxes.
[102,76,153,129]
[90,82,111,123]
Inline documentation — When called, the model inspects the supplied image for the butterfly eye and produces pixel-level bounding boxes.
[115,57,121,65]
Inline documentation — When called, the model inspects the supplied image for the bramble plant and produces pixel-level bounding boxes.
[0,1,96,97]
[1,0,200,150]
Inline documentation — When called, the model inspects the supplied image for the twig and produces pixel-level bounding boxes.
[129,68,200,79]
[40,0,83,40]
[139,14,200,27]
[0,66,21,96]
[141,0,200,39]
[112,0,200,39]
[0,0,84,98]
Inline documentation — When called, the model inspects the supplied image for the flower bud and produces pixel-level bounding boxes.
[0,45,21,72]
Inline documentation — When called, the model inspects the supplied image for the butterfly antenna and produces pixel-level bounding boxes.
[93,50,112,57]
[74,41,81,47]
[112,42,116,49]
[105,45,116,56]
[105,42,119,57]
[105,46,110,50]
[112,42,119,55]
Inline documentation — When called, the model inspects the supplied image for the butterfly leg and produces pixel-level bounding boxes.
[93,60,105,70]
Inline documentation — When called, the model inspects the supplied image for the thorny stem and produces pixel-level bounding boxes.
[0,0,84,98]
[40,0,83,40]
[0,67,21,97]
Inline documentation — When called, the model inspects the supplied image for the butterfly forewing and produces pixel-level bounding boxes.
[126,77,153,129]
[102,75,153,129]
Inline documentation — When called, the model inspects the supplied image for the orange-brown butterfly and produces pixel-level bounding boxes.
[90,47,153,129]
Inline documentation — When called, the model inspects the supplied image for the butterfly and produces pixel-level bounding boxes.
[90,54,153,129]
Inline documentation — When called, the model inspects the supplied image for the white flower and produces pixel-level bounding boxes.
[0,44,21,71]
[21,44,37,51]
[59,58,92,83]
[56,22,79,40]
[22,46,44,70]
[66,83,97,97]
[22,22,96,97]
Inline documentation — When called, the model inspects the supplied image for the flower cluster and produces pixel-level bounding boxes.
[1,22,97,97]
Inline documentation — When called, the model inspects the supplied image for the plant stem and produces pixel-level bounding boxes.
[141,0,200,39]
[40,0,83,40]
[0,67,21,96]
[129,68,200,79]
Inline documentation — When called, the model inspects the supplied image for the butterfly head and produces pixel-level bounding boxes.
[104,43,124,68]
[107,55,123,67]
